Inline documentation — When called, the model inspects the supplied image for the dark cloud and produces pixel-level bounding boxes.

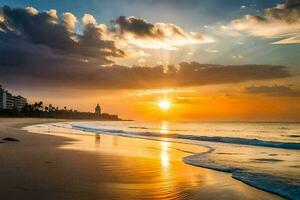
[114,15,191,39]
[112,16,213,49]
[269,0,300,22]
[245,85,300,97]
[0,59,292,90]
[175,62,291,86]
[0,5,124,67]
[114,16,158,38]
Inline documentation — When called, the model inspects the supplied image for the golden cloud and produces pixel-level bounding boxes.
[113,16,214,50]
[231,0,300,44]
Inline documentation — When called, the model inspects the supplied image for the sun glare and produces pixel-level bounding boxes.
[159,100,171,110]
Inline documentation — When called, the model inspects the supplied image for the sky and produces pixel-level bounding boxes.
[0,0,299,121]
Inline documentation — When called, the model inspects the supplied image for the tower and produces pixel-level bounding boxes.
[95,103,101,115]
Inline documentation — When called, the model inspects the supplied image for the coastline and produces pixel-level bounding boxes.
[0,118,283,200]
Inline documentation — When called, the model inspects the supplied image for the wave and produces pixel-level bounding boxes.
[233,171,300,200]
[128,126,150,130]
[183,153,300,200]
[72,125,300,150]
[175,135,300,149]
[128,126,199,132]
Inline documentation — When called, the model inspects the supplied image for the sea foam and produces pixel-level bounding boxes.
[72,124,300,149]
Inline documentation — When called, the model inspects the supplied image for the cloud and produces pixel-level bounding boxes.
[62,12,77,32]
[137,58,146,65]
[124,49,151,59]
[231,0,300,44]
[0,58,292,90]
[113,16,214,50]
[205,49,219,53]
[175,62,291,87]
[0,6,124,68]
[0,6,294,91]
[25,6,38,15]
[0,5,216,72]
[272,35,300,44]
[47,9,58,19]
[232,54,244,59]
[82,13,97,26]
[245,85,300,97]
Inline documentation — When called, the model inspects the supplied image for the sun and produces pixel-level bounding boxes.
[159,100,171,110]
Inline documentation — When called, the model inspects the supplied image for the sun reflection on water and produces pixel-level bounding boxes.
[160,141,170,168]
[159,121,170,167]
[160,121,169,134]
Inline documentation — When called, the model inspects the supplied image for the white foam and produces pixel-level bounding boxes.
[183,153,300,200]
[72,124,300,149]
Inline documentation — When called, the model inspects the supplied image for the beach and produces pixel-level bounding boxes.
[0,118,284,200]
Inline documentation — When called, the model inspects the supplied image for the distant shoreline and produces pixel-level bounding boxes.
[0,115,132,121]
[0,101,122,121]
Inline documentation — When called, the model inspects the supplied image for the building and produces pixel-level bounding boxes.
[6,91,14,109]
[0,86,7,109]
[95,103,101,115]
[0,85,27,111]
[14,95,27,111]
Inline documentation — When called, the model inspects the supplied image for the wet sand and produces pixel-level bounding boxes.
[0,118,283,200]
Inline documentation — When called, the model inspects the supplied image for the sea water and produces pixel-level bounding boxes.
[70,121,300,200]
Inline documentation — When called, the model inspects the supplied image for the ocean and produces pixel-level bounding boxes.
[70,121,300,200]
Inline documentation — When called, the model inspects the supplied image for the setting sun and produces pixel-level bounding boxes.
[159,100,171,111]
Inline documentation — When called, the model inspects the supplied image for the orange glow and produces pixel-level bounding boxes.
[159,100,171,111]
[28,86,300,121]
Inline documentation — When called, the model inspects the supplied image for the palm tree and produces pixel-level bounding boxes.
[33,102,38,111]
[48,104,53,112]
[38,101,43,111]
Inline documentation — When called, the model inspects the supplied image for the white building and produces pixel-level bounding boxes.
[14,95,27,110]
[0,85,27,111]
[0,86,7,109]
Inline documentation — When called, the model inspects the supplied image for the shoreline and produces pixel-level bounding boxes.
[55,122,300,200]
[0,118,284,200]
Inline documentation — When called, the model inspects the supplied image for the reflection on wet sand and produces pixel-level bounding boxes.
[161,141,170,168]
[95,134,101,144]
[22,123,283,200]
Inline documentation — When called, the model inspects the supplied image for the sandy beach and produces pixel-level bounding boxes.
[0,118,284,200]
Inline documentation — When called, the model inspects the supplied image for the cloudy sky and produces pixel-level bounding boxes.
[0,0,299,120]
